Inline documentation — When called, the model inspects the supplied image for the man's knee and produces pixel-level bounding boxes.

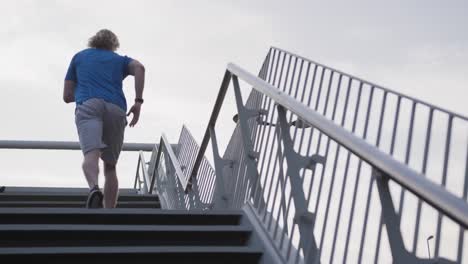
[104,163,116,172]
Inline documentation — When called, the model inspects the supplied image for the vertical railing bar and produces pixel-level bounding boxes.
[252,50,283,206]
[205,161,215,201]
[313,77,352,215]
[189,136,200,178]
[197,160,207,202]
[271,51,283,87]
[267,56,298,229]
[286,69,338,259]
[411,107,434,254]
[231,133,246,206]
[343,86,375,259]
[288,68,331,261]
[457,145,468,263]
[203,162,213,204]
[238,152,250,207]
[261,125,282,222]
[287,57,298,95]
[237,142,250,208]
[374,95,402,263]
[397,101,417,218]
[281,62,313,255]
[317,77,353,258]
[357,91,388,263]
[231,137,242,207]
[329,82,363,263]
[251,48,276,155]
[306,65,319,108]
[304,74,343,210]
[311,66,326,110]
[229,147,239,207]
[257,53,290,215]
[231,140,245,207]
[267,128,288,231]
[301,69,336,262]
[179,131,190,178]
[277,53,290,92]
[434,114,454,258]
[186,130,198,178]
[248,49,279,203]
[274,59,305,245]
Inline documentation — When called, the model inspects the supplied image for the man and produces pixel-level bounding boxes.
[63,29,145,209]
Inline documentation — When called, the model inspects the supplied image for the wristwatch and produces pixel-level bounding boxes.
[135,98,144,104]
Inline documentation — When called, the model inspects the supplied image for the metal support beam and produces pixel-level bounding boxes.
[276,105,324,264]
[232,75,266,209]
[209,126,231,209]
[374,169,455,264]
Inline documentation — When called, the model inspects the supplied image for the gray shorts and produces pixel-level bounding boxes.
[75,98,127,164]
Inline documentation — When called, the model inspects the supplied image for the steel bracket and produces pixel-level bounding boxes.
[373,168,455,264]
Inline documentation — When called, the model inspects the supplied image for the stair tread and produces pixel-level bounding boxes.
[0,187,137,194]
[0,246,261,254]
[0,224,251,232]
[0,208,243,225]
[0,193,159,201]
[0,208,242,215]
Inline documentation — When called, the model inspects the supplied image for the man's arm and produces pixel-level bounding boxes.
[126,60,145,127]
[63,80,76,103]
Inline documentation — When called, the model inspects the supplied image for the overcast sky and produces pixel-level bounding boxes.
[0,0,467,189]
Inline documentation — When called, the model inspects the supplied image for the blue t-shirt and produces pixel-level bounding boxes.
[65,48,132,111]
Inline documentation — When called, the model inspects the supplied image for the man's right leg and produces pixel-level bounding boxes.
[75,98,107,208]
[82,149,101,188]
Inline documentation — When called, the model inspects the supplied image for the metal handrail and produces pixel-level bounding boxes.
[0,140,157,152]
[189,62,468,228]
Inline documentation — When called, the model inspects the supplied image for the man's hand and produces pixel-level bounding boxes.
[63,80,76,103]
[127,102,142,127]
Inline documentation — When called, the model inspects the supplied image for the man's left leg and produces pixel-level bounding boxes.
[101,101,127,209]
[103,162,119,208]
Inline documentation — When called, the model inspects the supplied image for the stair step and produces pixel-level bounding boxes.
[0,208,243,225]
[0,187,138,194]
[0,246,262,263]
[0,192,159,202]
[0,201,160,208]
[0,225,252,247]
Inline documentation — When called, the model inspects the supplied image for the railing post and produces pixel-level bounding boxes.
[149,140,163,194]
[232,75,267,209]
[138,151,150,194]
[208,126,232,209]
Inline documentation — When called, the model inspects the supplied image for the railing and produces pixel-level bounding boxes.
[159,48,468,263]
[135,126,216,210]
[0,140,158,192]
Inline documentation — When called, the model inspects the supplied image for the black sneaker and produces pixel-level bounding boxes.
[86,186,103,209]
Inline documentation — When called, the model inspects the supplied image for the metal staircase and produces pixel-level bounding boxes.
[0,187,263,263]
[0,47,467,263]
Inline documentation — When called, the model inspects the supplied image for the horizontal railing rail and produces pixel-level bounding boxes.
[0,140,162,152]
